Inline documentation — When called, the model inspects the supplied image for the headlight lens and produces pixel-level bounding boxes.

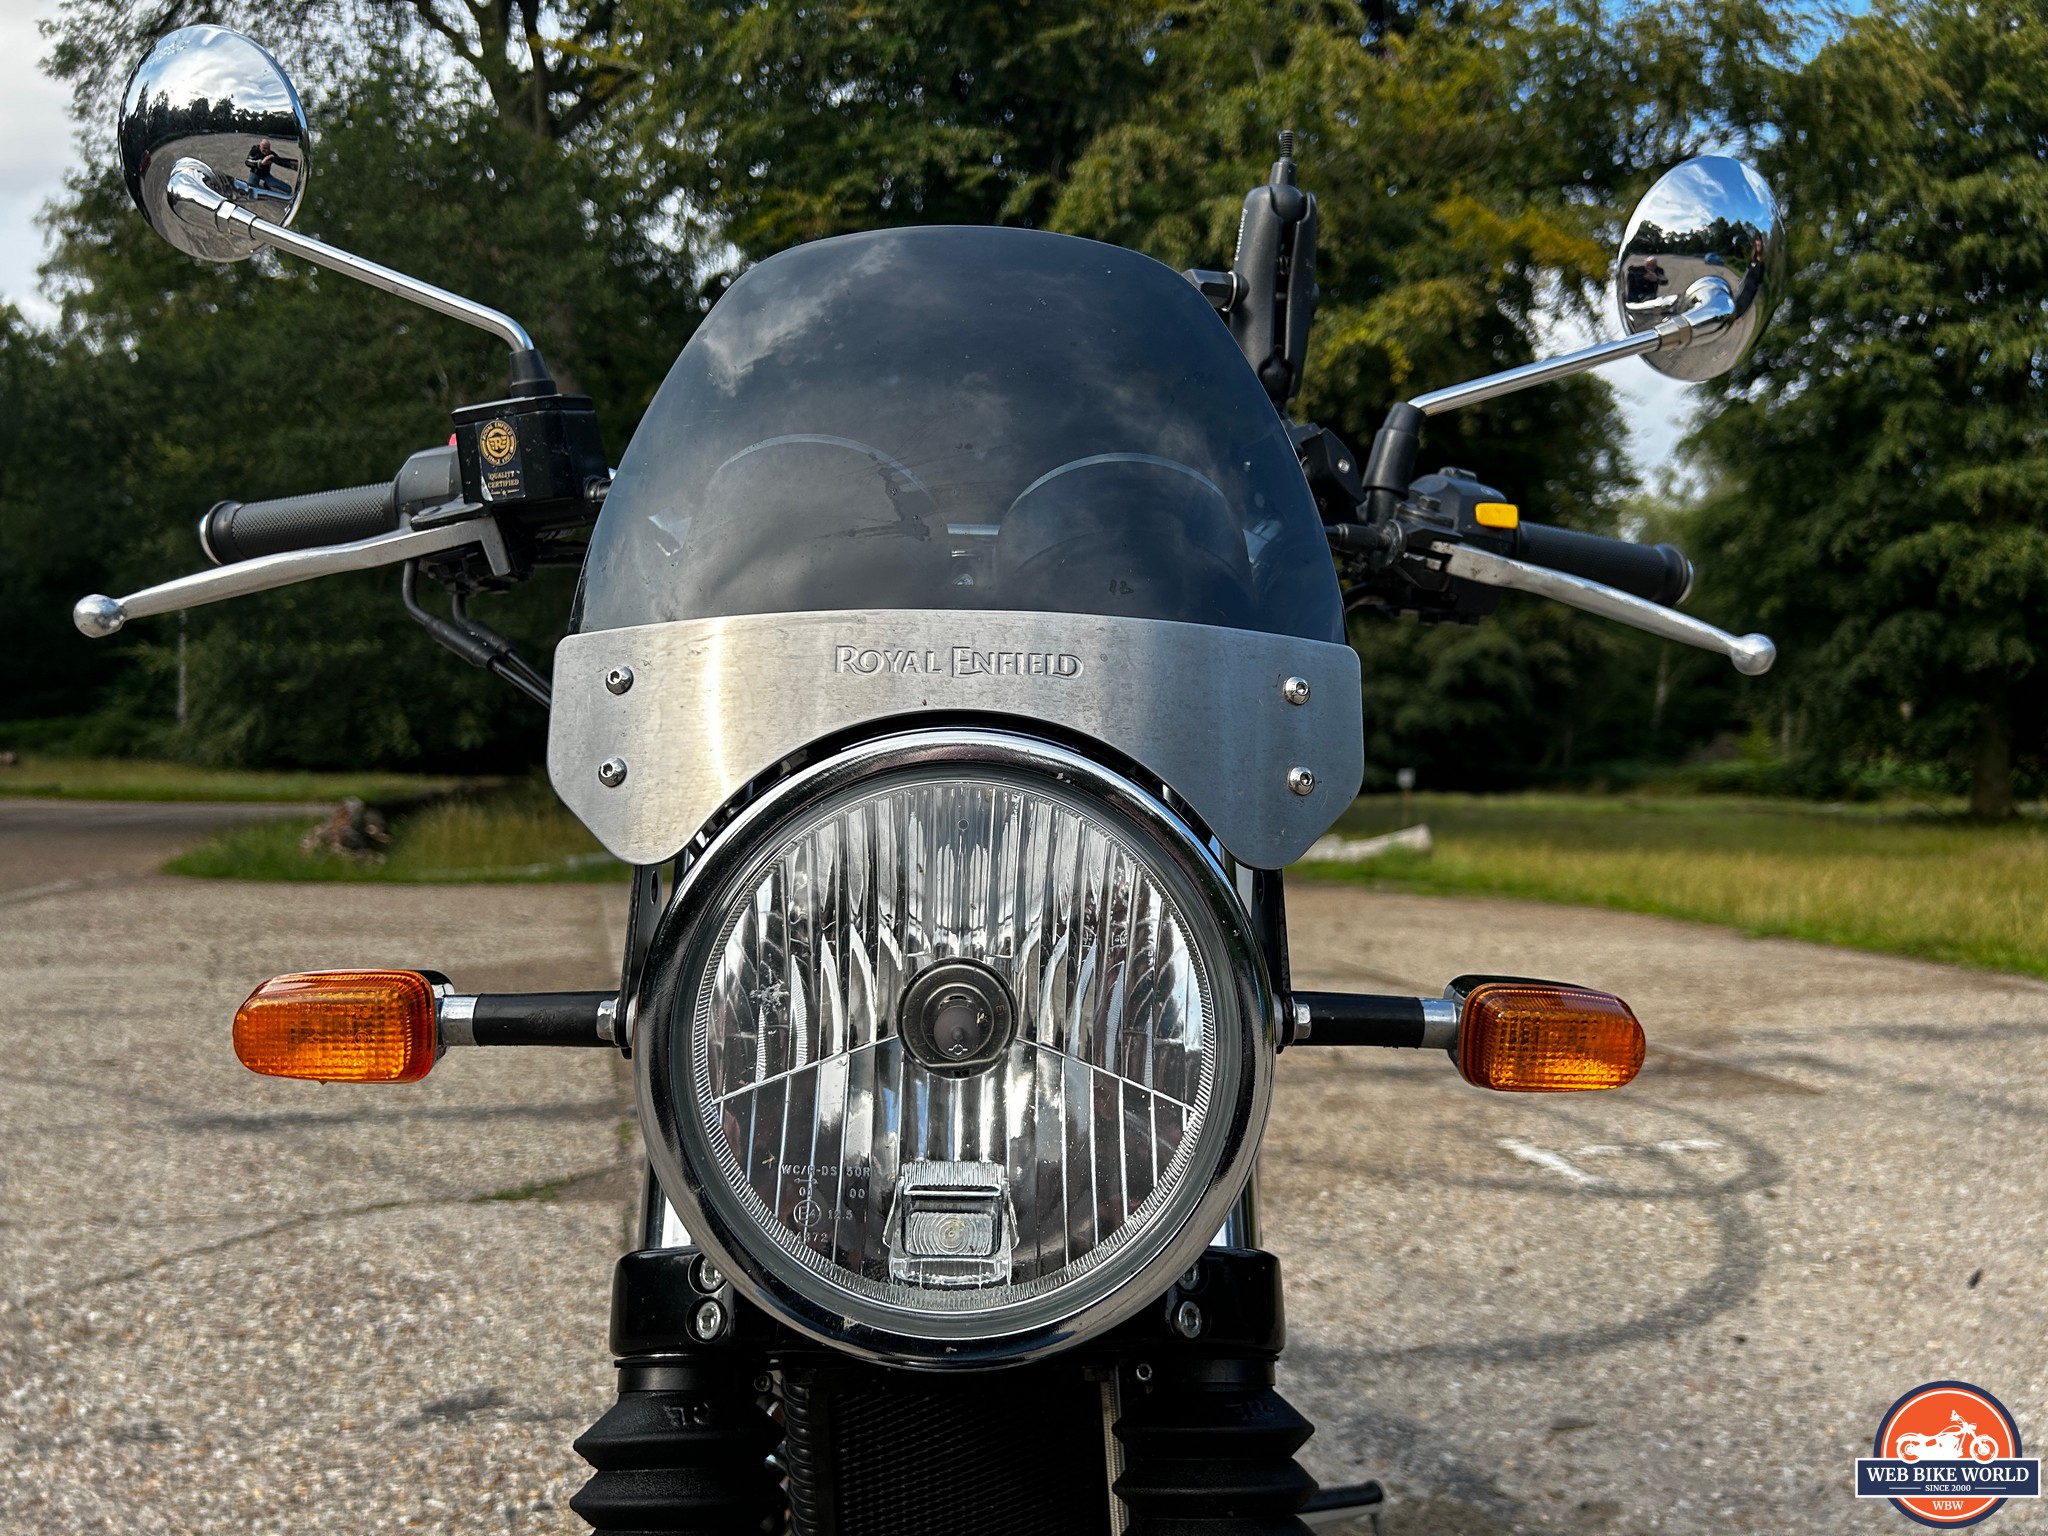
[639,733,1272,1362]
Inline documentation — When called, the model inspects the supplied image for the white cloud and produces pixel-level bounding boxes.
[0,4,72,325]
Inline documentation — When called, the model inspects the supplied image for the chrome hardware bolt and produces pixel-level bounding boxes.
[1174,1300,1204,1339]
[1180,1264,1203,1290]
[693,1255,726,1294]
[1282,675,1311,705]
[690,1299,726,1341]
[604,665,634,695]
[598,757,629,788]
[1287,766,1316,796]
[1133,1362,1154,1383]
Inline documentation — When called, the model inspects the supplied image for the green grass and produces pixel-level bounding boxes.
[157,772,2048,976]
[1295,792,2048,978]
[165,788,628,884]
[0,753,476,804]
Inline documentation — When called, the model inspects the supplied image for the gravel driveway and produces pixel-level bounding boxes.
[2,804,2043,1534]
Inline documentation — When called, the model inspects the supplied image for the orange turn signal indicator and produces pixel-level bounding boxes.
[1455,979,1644,1093]
[233,970,439,1084]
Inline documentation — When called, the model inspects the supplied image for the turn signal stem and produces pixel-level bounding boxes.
[1286,991,1458,1049]
[438,991,619,1048]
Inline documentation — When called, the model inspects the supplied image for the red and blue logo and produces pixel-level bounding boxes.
[1856,1382,2040,1527]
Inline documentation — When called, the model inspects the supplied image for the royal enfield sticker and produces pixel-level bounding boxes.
[476,417,523,501]
[1855,1381,2039,1527]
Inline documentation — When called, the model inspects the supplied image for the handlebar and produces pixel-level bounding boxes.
[73,442,499,639]
[1513,522,1692,608]
[201,482,396,564]
[197,445,462,566]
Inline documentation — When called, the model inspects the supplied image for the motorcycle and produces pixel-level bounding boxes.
[79,24,1784,1536]
[1899,1413,2002,1463]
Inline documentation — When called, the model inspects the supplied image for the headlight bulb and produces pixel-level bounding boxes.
[899,960,1014,1074]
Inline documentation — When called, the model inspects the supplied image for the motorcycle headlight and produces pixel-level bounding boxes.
[637,731,1275,1364]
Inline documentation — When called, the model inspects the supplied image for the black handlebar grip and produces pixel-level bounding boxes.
[1513,522,1693,607]
[199,481,398,565]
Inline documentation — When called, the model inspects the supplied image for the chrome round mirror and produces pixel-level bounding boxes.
[1615,155,1781,381]
[118,26,308,263]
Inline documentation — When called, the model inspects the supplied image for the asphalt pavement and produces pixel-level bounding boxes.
[0,798,320,905]
[1274,883,2048,1534]
[2,801,2044,1534]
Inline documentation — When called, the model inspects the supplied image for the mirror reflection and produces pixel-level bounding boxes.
[1614,155,1781,381]
[118,25,309,263]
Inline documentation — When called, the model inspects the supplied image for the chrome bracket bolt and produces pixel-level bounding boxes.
[598,757,629,788]
[690,1299,726,1341]
[1133,1362,1154,1383]
[692,1255,725,1294]
[1287,765,1316,796]
[1282,675,1311,705]
[1173,1300,1204,1339]
[604,665,634,695]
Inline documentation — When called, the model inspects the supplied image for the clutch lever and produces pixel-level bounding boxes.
[74,513,509,638]
[1433,541,1775,675]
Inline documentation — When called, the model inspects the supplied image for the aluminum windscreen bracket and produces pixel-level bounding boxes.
[548,609,1365,870]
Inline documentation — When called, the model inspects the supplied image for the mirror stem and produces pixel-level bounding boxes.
[166,161,556,397]
[1407,276,1737,417]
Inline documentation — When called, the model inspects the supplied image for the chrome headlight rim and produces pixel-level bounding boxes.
[635,727,1277,1368]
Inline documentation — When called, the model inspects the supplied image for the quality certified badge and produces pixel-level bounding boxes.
[1856,1381,2040,1527]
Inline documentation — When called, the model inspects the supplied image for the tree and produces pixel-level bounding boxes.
[45,0,641,141]
[1692,0,2048,815]
[14,39,694,765]
[0,309,138,734]
[627,0,1160,261]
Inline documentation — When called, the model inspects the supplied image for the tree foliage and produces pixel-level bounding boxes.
[44,0,641,140]
[628,0,1161,259]
[11,38,691,765]
[48,0,2042,808]
[1692,0,2048,814]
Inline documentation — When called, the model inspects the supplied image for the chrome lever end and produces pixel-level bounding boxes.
[74,595,126,638]
[1730,633,1776,676]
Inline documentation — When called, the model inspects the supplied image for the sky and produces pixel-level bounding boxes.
[0,7,1697,479]
[0,5,70,328]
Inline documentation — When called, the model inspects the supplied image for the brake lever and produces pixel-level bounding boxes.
[1433,541,1775,675]
[73,513,509,638]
